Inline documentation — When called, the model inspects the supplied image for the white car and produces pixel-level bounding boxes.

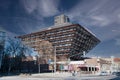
[99,71,108,76]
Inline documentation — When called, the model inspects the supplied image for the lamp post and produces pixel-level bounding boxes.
[67,58,70,72]
[37,54,41,73]
[54,46,56,73]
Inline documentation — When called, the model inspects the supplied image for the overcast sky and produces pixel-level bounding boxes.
[0,0,120,57]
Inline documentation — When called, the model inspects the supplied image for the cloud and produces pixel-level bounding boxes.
[115,38,120,46]
[12,17,45,34]
[21,0,37,14]
[18,0,60,34]
[66,0,120,41]
[38,0,60,17]
[21,0,60,17]
[90,16,110,27]
[0,26,17,37]
[118,14,120,19]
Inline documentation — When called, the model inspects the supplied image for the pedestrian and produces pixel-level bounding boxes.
[72,70,76,76]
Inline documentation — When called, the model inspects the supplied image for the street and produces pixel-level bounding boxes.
[0,75,119,80]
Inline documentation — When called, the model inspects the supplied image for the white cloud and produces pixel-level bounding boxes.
[19,0,60,34]
[112,30,117,32]
[38,0,59,17]
[21,0,60,17]
[68,0,120,27]
[13,17,45,34]
[0,26,17,37]
[67,0,120,41]
[115,38,120,46]
[90,16,110,27]
[118,14,120,18]
[21,0,37,13]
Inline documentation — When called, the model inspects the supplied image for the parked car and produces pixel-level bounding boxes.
[112,72,120,76]
[99,71,108,76]
[116,72,120,76]
[112,72,117,75]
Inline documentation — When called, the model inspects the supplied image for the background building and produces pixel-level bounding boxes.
[18,14,100,61]
[111,57,120,73]
[67,57,112,75]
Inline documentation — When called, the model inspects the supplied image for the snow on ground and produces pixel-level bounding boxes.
[0,75,118,80]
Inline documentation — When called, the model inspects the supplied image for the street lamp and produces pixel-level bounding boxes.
[54,46,56,73]
[67,58,70,64]
[37,54,41,73]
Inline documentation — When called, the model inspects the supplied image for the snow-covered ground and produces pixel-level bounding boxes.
[0,75,118,80]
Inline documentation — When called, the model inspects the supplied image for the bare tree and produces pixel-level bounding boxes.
[37,40,54,64]
[5,38,21,56]
[0,31,6,69]
[4,37,29,74]
[0,41,5,69]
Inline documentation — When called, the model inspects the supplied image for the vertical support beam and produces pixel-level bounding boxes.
[91,67,92,73]
[87,67,89,71]
[93,67,95,74]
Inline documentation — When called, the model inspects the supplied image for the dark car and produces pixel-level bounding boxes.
[116,72,120,76]
[112,72,120,76]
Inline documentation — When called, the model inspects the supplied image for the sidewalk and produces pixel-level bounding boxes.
[31,72,72,78]
[30,72,98,78]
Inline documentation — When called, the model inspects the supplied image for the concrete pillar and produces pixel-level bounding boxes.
[87,67,89,71]
[90,67,92,74]
[93,67,95,74]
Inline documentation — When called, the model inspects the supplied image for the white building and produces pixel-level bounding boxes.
[111,57,120,73]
